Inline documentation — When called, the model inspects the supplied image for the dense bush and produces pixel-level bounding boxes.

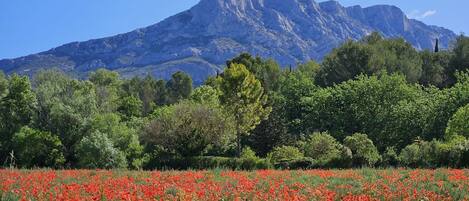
[302,132,342,167]
[344,133,381,167]
[381,147,399,167]
[143,101,235,157]
[398,137,469,168]
[76,131,127,169]
[12,126,65,168]
[446,104,469,139]
[267,146,304,164]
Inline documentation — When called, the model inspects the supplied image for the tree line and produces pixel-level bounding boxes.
[1,33,469,170]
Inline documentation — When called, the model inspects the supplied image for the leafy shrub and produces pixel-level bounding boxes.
[91,113,145,169]
[329,146,353,168]
[344,133,381,167]
[143,101,235,157]
[446,104,469,139]
[240,147,259,160]
[302,132,342,167]
[12,126,65,168]
[381,147,399,167]
[267,146,304,164]
[76,131,127,169]
[435,136,469,168]
[398,140,440,168]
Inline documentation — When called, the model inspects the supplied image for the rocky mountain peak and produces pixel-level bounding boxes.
[0,0,457,84]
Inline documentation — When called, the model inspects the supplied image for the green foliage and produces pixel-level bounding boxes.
[448,35,469,85]
[190,85,221,106]
[166,71,193,104]
[117,95,143,119]
[267,146,304,164]
[90,113,144,169]
[3,34,469,170]
[398,140,439,168]
[76,131,127,169]
[147,156,271,170]
[0,71,7,98]
[317,40,373,86]
[436,136,469,168]
[278,68,317,135]
[240,147,259,160]
[245,93,293,157]
[419,50,451,87]
[143,101,235,157]
[0,74,37,161]
[317,33,423,86]
[396,138,469,168]
[302,132,342,167]
[381,147,399,167]
[302,73,419,149]
[446,104,469,139]
[227,53,282,92]
[89,69,121,113]
[344,133,381,167]
[12,126,65,168]
[217,63,271,155]
[368,38,423,83]
[121,76,167,115]
[33,70,97,165]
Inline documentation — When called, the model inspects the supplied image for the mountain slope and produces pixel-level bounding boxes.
[0,0,457,84]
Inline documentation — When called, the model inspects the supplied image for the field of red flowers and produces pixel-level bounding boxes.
[0,169,468,201]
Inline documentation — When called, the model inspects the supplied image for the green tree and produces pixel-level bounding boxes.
[295,61,321,80]
[12,126,65,168]
[166,71,193,104]
[419,51,451,87]
[398,140,443,168]
[121,76,167,115]
[190,85,221,106]
[143,101,235,157]
[76,130,127,169]
[302,74,419,149]
[0,74,37,161]
[302,132,342,167]
[381,147,399,167]
[344,133,381,167]
[89,69,121,113]
[369,38,423,83]
[317,40,373,86]
[446,104,469,139]
[217,63,271,155]
[33,70,97,165]
[447,35,469,85]
[0,71,7,98]
[117,95,143,120]
[90,113,144,169]
[278,68,317,135]
[227,53,282,92]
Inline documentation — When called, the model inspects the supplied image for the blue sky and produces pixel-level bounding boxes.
[0,0,467,60]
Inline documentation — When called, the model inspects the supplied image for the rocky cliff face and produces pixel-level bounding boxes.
[0,0,457,84]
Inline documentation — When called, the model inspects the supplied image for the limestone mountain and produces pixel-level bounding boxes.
[0,0,457,84]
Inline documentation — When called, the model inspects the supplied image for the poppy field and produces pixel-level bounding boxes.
[0,169,468,201]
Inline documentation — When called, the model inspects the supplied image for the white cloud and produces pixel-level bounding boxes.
[421,10,437,18]
[408,10,437,20]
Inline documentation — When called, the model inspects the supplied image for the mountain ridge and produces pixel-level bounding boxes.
[0,0,457,84]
